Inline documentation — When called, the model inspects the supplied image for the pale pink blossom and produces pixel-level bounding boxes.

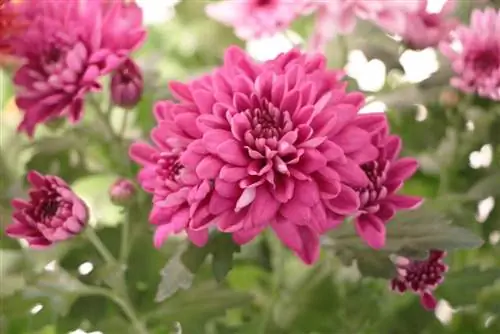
[351,115,422,249]
[206,0,313,40]
[5,171,88,248]
[440,8,500,101]
[142,46,385,264]
[310,0,419,51]
[401,0,458,50]
[8,0,146,136]
[391,250,448,311]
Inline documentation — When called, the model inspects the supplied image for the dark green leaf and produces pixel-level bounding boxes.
[355,251,395,279]
[211,234,240,283]
[467,172,500,200]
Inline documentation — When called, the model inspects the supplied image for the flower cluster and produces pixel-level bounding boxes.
[5,0,146,136]
[130,47,422,264]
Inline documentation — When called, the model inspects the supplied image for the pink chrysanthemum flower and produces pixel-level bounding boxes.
[129,102,213,249]
[440,8,500,101]
[5,171,88,248]
[8,0,146,136]
[351,115,422,249]
[391,250,448,311]
[310,0,419,51]
[401,0,458,50]
[137,46,385,264]
[206,0,313,40]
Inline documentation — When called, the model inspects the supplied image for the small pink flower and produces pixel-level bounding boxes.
[206,0,312,40]
[391,250,448,311]
[9,0,146,136]
[149,46,384,264]
[310,0,419,51]
[352,115,422,249]
[440,8,500,101]
[109,178,136,206]
[110,58,143,108]
[401,0,458,50]
[5,171,88,248]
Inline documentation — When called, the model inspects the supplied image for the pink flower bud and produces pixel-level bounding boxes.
[109,178,136,206]
[110,58,143,109]
[5,171,88,248]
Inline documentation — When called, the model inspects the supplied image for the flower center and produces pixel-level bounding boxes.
[402,254,447,292]
[472,48,500,73]
[421,13,440,28]
[253,0,273,7]
[155,152,183,181]
[357,160,390,211]
[245,100,290,140]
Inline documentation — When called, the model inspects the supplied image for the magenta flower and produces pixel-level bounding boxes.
[391,250,448,311]
[310,0,419,51]
[8,0,146,136]
[148,46,384,264]
[440,8,500,101]
[129,101,212,249]
[352,115,422,249]
[206,0,312,40]
[110,58,143,109]
[5,171,88,248]
[401,0,458,50]
[109,178,136,206]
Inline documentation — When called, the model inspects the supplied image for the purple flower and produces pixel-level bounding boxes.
[110,58,143,109]
[440,8,500,101]
[5,171,88,248]
[109,178,136,206]
[391,250,448,311]
[352,115,422,249]
[8,0,146,136]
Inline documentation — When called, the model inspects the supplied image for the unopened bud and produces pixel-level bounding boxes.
[109,178,136,206]
[110,58,143,109]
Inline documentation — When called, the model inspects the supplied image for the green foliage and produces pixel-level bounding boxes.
[1,1,500,333]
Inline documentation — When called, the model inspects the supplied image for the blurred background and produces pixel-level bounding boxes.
[1,0,500,333]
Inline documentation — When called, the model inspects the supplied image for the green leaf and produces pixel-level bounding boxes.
[467,173,500,200]
[71,174,124,227]
[155,244,205,303]
[211,234,240,283]
[330,207,484,252]
[354,251,395,279]
[438,267,500,306]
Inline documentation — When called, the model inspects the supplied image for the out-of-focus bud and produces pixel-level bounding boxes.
[110,58,143,109]
[109,178,136,206]
[439,88,460,108]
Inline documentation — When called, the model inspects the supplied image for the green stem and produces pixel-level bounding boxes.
[87,287,149,334]
[119,207,130,264]
[119,108,130,139]
[85,227,116,265]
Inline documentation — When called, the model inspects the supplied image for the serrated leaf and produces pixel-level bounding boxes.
[211,234,240,283]
[467,173,500,200]
[155,243,209,303]
[438,268,500,306]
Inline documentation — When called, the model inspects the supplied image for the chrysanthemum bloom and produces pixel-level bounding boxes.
[109,178,136,206]
[206,0,313,40]
[351,115,422,249]
[390,250,448,310]
[110,58,143,109]
[401,0,458,50]
[5,171,88,248]
[8,0,146,136]
[310,0,419,51]
[129,101,213,248]
[144,46,386,264]
[440,8,500,101]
